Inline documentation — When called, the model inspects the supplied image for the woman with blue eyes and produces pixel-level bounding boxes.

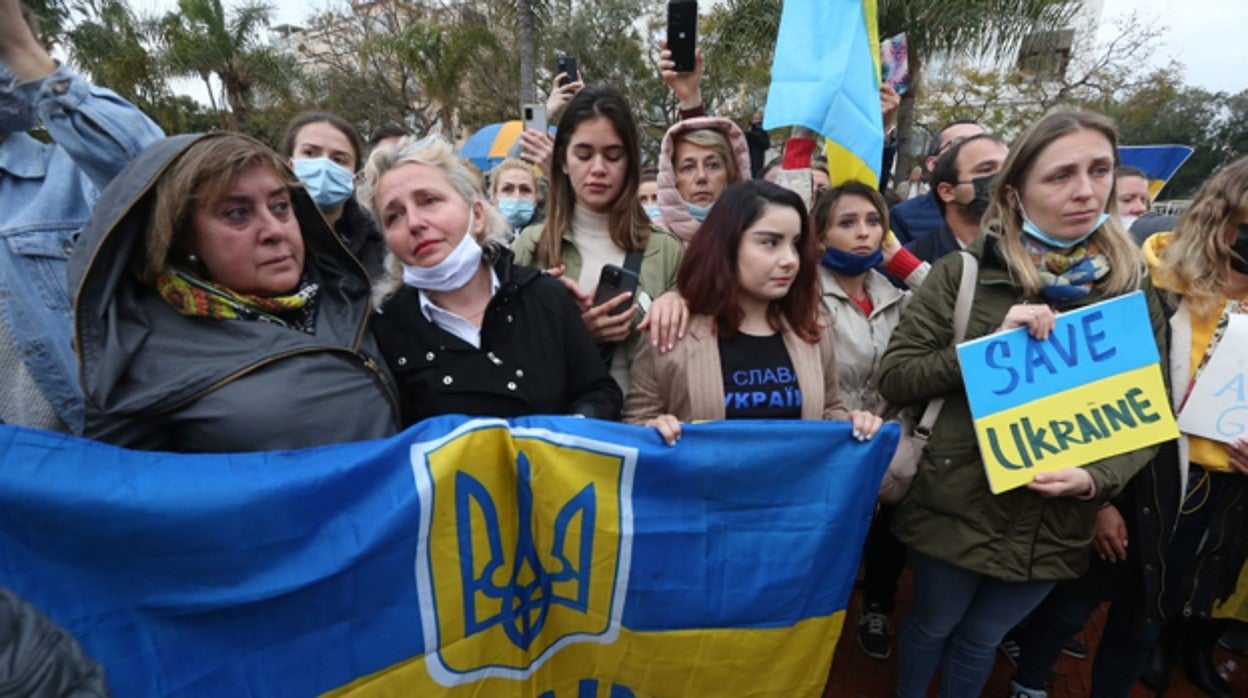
[511,85,684,394]
[878,109,1167,698]
[71,133,400,451]
[653,120,751,243]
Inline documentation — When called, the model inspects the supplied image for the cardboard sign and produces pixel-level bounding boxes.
[1177,313,1248,442]
[956,291,1178,493]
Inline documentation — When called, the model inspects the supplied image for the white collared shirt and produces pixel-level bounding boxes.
[417,268,501,348]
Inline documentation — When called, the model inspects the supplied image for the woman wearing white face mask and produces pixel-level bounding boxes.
[280,112,387,280]
[361,136,622,426]
[487,158,545,243]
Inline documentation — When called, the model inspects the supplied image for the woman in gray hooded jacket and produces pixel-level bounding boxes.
[70,133,399,452]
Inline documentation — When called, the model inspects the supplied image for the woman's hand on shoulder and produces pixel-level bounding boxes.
[1027,467,1095,498]
[636,290,688,354]
[848,410,883,441]
[998,302,1057,340]
[648,414,683,446]
[545,264,592,312]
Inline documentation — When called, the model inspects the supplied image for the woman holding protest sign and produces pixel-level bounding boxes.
[1116,156,1248,697]
[622,179,881,445]
[877,109,1167,698]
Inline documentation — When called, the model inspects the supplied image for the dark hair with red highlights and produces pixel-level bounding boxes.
[677,180,822,342]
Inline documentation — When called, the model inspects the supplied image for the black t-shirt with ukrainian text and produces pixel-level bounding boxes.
[718,332,802,419]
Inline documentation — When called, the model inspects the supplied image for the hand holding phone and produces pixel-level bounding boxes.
[666,1,698,73]
[522,103,547,134]
[592,264,640,316]
[556,55,579,87]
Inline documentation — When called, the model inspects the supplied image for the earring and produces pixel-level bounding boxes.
[187,254,199,264]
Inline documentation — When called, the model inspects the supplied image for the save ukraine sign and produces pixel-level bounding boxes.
[956,291,1178,494]
[0,415,897,697]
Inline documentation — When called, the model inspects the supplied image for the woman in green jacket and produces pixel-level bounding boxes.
[511,85,683,393]
[878,109,1167,698]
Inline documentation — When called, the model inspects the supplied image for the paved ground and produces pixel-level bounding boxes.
[824,569,1247,697]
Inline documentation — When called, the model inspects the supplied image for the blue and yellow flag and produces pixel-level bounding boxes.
[1118,144,1195,200]
[0,416,897,697]
[764,0,882,186]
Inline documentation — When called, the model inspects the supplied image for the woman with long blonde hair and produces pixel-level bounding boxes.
[879,109,1167,698]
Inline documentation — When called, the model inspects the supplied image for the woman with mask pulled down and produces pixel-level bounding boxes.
[361,136,622,426]
[487,158,545,243]
[280,112,387,280]
[71,133,399,451]
[878,109,1168,698]
[1008,157,1248,698]
[654,118,752,243]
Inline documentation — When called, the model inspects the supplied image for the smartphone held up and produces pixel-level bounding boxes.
[556,55,579,87]
[666,1,697,73]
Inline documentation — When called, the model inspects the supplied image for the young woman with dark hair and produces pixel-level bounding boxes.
[511,85,683,392]
[623,179,882,445]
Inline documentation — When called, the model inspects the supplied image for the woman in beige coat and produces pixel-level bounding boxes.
[623,180,880,445]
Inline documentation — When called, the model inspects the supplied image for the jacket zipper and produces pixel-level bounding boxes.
[155,346,387,417]
[363,355,400,417]
[1182,483,1244,617]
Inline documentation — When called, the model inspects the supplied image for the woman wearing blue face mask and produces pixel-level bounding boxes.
[280,112,387,280]
[879,109,1169,698]
[361,136,622,426]
[654,119,752,243]
[487,158,545,243]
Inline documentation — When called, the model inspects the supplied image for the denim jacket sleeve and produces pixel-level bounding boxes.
[0,65,162,434]
[13,63,164,190]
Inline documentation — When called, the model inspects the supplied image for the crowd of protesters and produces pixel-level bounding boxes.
[3,0,1248,695]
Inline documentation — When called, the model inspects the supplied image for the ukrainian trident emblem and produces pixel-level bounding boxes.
[411,421,636,685]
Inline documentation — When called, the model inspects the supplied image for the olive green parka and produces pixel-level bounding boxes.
[878,233,1168,582]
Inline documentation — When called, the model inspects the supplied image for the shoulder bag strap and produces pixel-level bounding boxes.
[914,251,978,441]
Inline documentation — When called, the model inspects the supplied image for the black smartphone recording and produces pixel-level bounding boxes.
[556,55,579,87]
[593,264,640,316]
[667,1,697,73]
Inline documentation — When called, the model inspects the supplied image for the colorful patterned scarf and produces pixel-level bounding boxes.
[1021,236,1111,302]
[155,268,320,334]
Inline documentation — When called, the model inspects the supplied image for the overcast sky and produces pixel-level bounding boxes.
[131,0,1246,103]
[1097,0,1246,95]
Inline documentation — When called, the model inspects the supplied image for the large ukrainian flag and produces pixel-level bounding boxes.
[0,416,896,697]
[764,0,882,186]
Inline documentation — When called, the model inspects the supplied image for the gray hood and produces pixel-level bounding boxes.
[69,133,374,420]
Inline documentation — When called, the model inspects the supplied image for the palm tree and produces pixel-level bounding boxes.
[64,0,167,114]
[158,0,292,133]
[397,17,500,140]
[879,0,1077,176]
